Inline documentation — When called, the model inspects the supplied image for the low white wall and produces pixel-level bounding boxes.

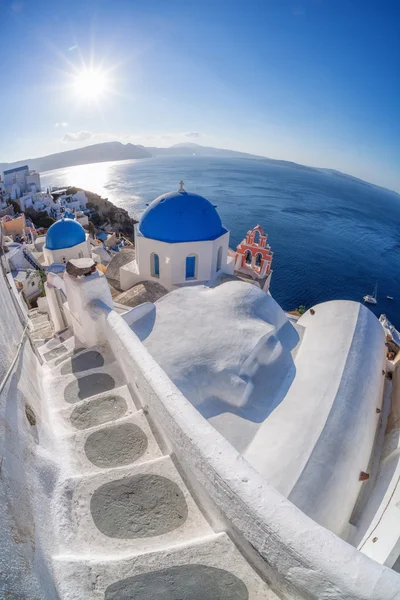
[104,306,400,600]
[121,301,155,327]
[0,265,59,599]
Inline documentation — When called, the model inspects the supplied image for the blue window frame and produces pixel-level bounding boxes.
[185,255,196,280]
[151,253,160,277]
[216,246,223,271]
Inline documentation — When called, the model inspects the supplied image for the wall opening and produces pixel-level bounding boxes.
[185,255,197,280]
[151,253,160,278]
[216,246,223,272]
[245,250,252,264]
[254,230,260,244]
[255,252,262,267]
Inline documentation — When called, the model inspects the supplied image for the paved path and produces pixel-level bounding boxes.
[38,336,279,599]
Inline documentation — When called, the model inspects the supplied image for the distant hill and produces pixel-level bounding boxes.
[1,141,397,196]
[146,142,262,160]
[0,141,262,174]
[0,141,151,173]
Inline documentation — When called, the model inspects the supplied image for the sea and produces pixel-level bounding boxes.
[41,156,400,328]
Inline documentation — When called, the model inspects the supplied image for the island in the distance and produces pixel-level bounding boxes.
[1,141,394,195]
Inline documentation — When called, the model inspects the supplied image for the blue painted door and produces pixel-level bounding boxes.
[185,255,196,279]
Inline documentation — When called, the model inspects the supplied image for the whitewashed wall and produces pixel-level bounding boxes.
[124,229,231,290]
[43,237,90,265]
[0,266,59,599]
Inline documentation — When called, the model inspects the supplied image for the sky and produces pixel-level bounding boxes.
[0,0,399,191]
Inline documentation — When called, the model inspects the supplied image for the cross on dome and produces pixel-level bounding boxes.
[179,180,185,191]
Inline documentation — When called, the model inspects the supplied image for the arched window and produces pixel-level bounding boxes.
[245,250,252,264]
[78,251,83,258]
[185,254,197,280]
[151,253,160,278]
[254,230,260,245]
[255,252,262,267]
[216,246,223,272]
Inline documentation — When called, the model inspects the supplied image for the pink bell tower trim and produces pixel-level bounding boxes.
[234,225,273,292]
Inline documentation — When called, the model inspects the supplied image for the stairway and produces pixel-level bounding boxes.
[23,247,45,272]
[38,337,279,599]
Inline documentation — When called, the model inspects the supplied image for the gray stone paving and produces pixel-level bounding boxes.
[84,423,148,468]
[70,395,128,430]
[104,564,249,600]
[90,474,188,538]
[43,345,68,362]
[61,351,105,375]
[64,374,115,403]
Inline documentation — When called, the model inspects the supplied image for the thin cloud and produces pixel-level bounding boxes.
[55,121,68,128]
[184,132,202,138]
[62,131,92,142]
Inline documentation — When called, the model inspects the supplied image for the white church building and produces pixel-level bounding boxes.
[119,184,235,291]
[42,217,91,266]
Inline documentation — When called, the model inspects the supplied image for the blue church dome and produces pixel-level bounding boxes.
[139,190,226,243]
[45,218,86,250]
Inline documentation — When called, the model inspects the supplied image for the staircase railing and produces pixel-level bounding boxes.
[22,248,45,273]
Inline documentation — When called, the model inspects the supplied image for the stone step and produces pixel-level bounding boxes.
[58,385,139,432]
[53,455,213,557]
[53,344,116,372]
[52,532,279,599]
[49,361,126,409]
[64,410,163,475]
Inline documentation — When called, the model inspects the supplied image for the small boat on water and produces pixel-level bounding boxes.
[364,282,378,305]
[387,295,394,300]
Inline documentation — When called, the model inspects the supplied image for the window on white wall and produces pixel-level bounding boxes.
[151,253,160,278]
[216,245,223,271]
[185,254,197,280]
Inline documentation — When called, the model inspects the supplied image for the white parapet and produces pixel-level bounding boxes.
[63,269,113,347]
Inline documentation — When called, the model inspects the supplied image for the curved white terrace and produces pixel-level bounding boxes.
[130,282,385,535]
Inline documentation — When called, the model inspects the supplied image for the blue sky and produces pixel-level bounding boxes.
[0,0,399,191]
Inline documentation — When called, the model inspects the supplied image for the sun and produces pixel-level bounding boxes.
[73,67,108,100]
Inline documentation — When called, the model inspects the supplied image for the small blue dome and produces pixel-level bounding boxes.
[139,190,226,243]
[45,218,86,250]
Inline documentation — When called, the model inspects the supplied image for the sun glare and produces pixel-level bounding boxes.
[73,68,108,100]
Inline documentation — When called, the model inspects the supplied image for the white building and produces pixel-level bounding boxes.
[57,190,88,213]
[2,165,41,197]
[42,217,91,266]
[19,190,58,214]
[119,184,235,291]
[25,171,41,193]
[13,269,42,305]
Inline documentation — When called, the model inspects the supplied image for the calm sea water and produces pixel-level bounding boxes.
[42,156,400,327]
